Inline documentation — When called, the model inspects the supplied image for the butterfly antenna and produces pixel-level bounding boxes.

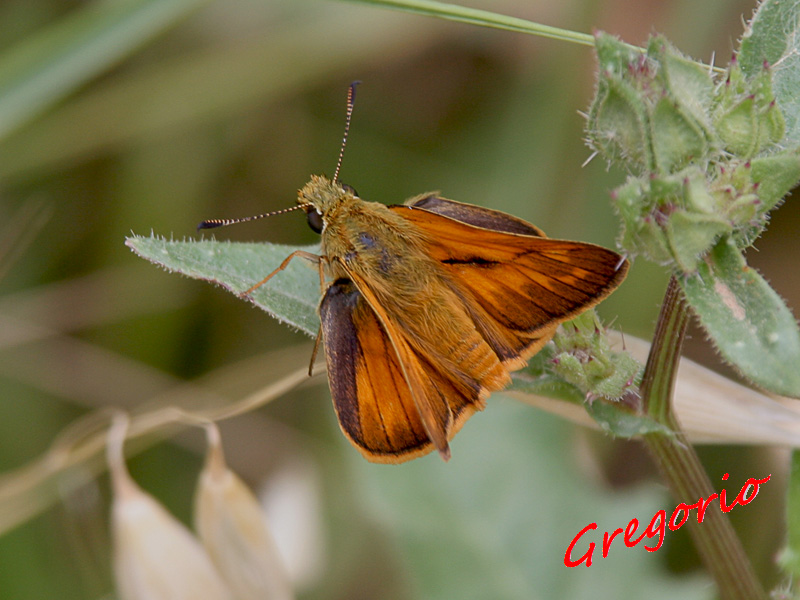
[332,81,360,183]
[197,204,309,230]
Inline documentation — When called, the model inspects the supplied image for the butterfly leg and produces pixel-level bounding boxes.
[308,258,328,376]
[240,250,322,297]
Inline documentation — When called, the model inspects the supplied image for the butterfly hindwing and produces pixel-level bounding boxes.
[321,277,480,463]
[320,279,431,461]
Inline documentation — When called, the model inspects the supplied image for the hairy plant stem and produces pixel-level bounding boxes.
[640,276,765,600]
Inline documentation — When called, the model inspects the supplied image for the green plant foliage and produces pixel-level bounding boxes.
[0,0,211,140]
[510,313,667,439]
[680,237,800,398]
[588,34,715,174]
[549,311,641,403]
[713,58,785,158]
[739,0,800,148]
[126,235,321,336]
[587,26,800,399]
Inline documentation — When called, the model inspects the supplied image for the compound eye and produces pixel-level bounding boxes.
[341,183,358,197]
[306,209,324,233]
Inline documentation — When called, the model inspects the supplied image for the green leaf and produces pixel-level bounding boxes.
[738,0,800,149]
[585,400,673,438]
[125,235,320,336]
[679,236,800,398]
[0,0,211,140]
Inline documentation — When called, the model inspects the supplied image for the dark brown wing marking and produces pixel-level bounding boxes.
[401,194,545,236]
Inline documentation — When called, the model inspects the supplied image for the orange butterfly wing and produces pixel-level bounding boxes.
[320,277,480,463]
[320,195,627,463]
[391,196,628,368]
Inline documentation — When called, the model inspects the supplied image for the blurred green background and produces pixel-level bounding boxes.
[0,0,796,598]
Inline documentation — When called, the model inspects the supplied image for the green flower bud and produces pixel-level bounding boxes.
[714,58,785,157]
[588,33,655,171]
[613,169,734,271]
[588,33,716,174]
[663,209,729,272]
[612,176,672,265]
[589,71,652,170]
[648,37,714,172]
[648,36,714,130]
[551,311,642,402]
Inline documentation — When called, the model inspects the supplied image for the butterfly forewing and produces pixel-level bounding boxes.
[390,200,628,361]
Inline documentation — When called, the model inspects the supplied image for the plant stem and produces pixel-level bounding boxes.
[640,276,766,600]
[346,0,595,45]
[344,0,726,73]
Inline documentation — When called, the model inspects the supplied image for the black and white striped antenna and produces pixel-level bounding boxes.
[332,80,360,183]
[197,81,361,231]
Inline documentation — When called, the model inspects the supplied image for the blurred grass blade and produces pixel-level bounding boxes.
[126,235,321,336]
[680,237,800,398]
[0,199,52,282]
[781,450,800,578]
[343,0,594,45]
[738,0,800,148]
[0,10,447,179]
[0,0,211,141]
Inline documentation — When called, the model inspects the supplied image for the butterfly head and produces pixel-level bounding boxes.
[297,174,358,234]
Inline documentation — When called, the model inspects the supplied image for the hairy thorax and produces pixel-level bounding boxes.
[322,199,494,376]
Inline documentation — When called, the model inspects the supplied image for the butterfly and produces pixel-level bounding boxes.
[200,83,628,463]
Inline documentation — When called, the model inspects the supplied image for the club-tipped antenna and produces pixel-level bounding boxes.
[197,204,309,230]
[332,81,360,183]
